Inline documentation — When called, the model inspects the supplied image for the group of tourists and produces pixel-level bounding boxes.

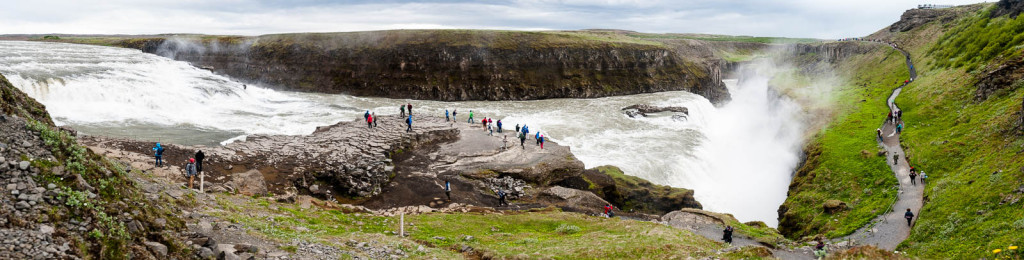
[151,143,206,190]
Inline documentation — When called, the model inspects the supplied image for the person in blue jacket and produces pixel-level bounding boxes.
[152,143,165,166]
[406,115,413,132]
[445,109,450,122]
[496,120,503,133]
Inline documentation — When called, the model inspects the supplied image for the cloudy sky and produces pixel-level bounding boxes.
[1,0,988,38]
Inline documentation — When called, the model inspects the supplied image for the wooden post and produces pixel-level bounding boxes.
[400,212,405,237]
[200,172,205,193]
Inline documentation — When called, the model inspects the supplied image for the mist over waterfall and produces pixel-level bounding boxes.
[0,41,807,226]
[689,62,806,226]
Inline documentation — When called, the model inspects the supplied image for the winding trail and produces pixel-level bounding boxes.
[842,42,925,250]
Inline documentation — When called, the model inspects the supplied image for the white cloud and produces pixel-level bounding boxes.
[0,0,990,38]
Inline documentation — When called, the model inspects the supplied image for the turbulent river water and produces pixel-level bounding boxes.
[0,41,804,226]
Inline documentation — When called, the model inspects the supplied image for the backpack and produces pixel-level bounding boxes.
[157,147,165,156]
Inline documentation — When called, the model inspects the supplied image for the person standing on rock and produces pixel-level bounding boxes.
[497,190,508,206]
[483,117,489,130]
[519,131,526,148]
[468,110,474,123]
[445,109,450,122]
[452,109,457,122]
[195,150,205,174]
[904,208,915,227]
[400,105,406,118]
[152,143,165,167]
[497,120,503,133]
[364,110,370,122]
[539,134,545,149]
[444,180,451,201]
[405,115,413,132]
[186,158,197,190]
[603,204,614,218]
[367,113,374,129]
[722,226,733,243]
[407,103,413,115]
[502,135,509,150]
[515,124,520,133]
[535,132,541,145]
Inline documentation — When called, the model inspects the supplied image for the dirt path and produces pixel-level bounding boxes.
[842,42,925,250]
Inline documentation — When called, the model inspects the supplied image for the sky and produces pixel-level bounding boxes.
[0,0,989,39]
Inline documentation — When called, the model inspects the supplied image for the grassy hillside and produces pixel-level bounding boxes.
[774,44,905,239]
[780,3,1024,258]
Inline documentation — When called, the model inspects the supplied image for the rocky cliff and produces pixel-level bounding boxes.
[106,30,730,103]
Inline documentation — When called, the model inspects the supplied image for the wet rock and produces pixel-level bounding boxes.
[621,104,689,118]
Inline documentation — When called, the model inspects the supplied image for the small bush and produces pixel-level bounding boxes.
[555,223,581,235]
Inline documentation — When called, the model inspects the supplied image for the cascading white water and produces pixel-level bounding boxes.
[0,41,804,226]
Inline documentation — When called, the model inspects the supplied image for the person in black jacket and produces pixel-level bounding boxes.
[905,208,915,226]
[194,150,205,174]
[722,226,733,243]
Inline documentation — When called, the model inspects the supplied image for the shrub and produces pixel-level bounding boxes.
[555,223,581,235]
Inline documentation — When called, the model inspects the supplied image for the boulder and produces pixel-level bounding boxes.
[537,186,610,214]
[621,104,689,118]
[558,165,702,215]
[231,169,268,196]
[143,241,168,258]
[823,199,848,214]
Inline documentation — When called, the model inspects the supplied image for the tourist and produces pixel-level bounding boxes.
[519,131,526,148]
[444,180,451,201]
[909,168,918,185]
[502,135,509,150]
[893,153,899,165]
[920,171,928,185]
[364,110,370,122]
[152,143,164,167]
[497,190,508,206]
[535,132,541,144]
[722,226,734,243]
[445,109,450,122]
[366,113,373,128]
[372,112,378,127]
[407,103,413,115]
[483,117,488,130]
[194,150,205,174]
[497,120,503,133]
[405,115,413,132]
[400,105,406,117]
[539,134,545,149]
[897,110,903,122]
[468,110,475,123]
[515,124,520,133]
[897,122,903,134]
[185,158,197,189]
[452,109,458,122]
[814,240,826,259]
[603,204,614,218]
[876,128,882,141]
[904,208,914,226]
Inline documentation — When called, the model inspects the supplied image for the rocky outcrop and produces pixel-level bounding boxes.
[106,30,731,103]
[0,73,51,125]
[558,165,702,215]
[773,42,880,67]
[536,186,611,215]
[622,104,689,118]
[993,0,1024,18]
[975,57,1024,101]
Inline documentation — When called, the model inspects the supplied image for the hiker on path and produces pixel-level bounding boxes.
[535,132,541,144]
[468,110,475,123]
[444,180,451,201]
[909,166,918,185]
[519,131,526,148]
[876,128,882,141]
[405,115,413,132]
[897,122,904,134]
[897,110,903,122]
[452,109,457,122]
[814,240,826,259]
[407,103,413,115]
[366,113,374,128]
[893,153,899,165]
[373,112,378,127]
[522,125,529,137]
[194,150,205,174]
[400,105,406,117]
[185,158,198,189]
[445,109,450,122]
[905,208,915,226]
[152,143,165,167]
[497,120,503,133]
[483,117,489,130]
[722,226,734,243]
[920,171,928,185]
[603,204,614,218]
[497,190,508,206]
[539,134,545,149]
[515,124,520,133]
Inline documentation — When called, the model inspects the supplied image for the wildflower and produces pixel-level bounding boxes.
[993,249,1002,254]
[1009,246,1018,250]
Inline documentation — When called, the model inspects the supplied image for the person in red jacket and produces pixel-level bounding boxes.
[366,113,373,128]
[603,204,614,218]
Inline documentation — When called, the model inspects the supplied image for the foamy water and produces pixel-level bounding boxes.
[0,40,805,226]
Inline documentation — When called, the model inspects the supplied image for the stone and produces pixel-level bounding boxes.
[46,183,56,190]
[22,141,32,147]
[198,220,213,234]
[39,225,54,234]
[5,184,14,190]
[0,157,5,163]
[823,200,849,214]
[143,241,168,258]
[15,201,30,210]
[214,244,237,258]
[231,170,268,196]
[18,161,29,170]
[197,247,214,258]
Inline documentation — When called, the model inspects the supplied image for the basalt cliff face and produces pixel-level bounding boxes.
[110,31,730,103]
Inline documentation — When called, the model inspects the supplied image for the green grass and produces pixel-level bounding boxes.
[210,194,723,259]
[776,45,904,239]
[928,4,1024,71]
